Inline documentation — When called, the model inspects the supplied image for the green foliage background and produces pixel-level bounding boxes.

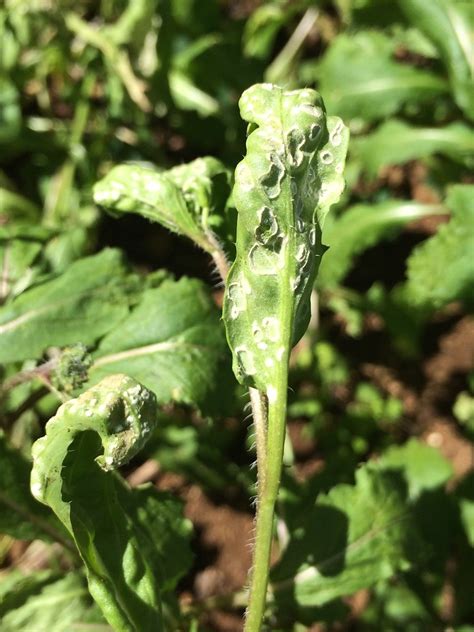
[0,0,473,630]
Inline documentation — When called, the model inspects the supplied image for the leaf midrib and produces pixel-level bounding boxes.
[91,340,212,369]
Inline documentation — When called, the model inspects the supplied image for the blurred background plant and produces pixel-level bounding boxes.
[0,1,473,630]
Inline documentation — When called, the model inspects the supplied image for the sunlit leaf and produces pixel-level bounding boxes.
[0,249,136,363]
[271,467,420,609]
[354,120,474,176]
[313,31,448,121]
[91,277,228,411]
[399,0,474,119]
[377,438,454,499]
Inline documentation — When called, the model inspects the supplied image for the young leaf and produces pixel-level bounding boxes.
[93,157,231,255]
[406,185,474,308]
[398,0,474,120]
[271,467,420,609]
[31,374,192,632]
[354,120,474,176]
[312,31,448,121]
[223,84,349,393]
[0,249,135,363]
[318,200,447,289]
[90,277,228,412]
[0,434,69,544]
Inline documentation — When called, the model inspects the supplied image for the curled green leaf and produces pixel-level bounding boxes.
[30,375,179,632]
[223,84,349,393]
[31,373,157,510]
[93,156,231,256]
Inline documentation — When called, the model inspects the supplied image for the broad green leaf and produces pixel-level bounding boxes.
[0,249,135,363]
[93,157,231,254]
[377,438,454,499]
[0,434,69,544]
[354,120,474,176]
[90,277,228,411]
[398,0,474,119]
[406,185,474,308]
[0,571,102,632]
[31,375,192,632]
[318,200,446,288]
[271,467,419,608]
[313,31,448,121]
[223,84,349,393]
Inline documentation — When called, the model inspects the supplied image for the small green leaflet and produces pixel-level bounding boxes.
[30,375,192,632]
[406,185,474,308]
[223,84,348,393]
[0,249,135,363]
[90,277,228,411]
[313,31,447,121]
[271,467,420,609]
[93,156,231,255]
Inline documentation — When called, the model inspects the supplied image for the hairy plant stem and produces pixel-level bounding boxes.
[204,229,231,285]
[249,386,268,478]
[245,375,288,631]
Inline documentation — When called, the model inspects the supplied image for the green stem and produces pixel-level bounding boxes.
[265,8,319,84]
[249,386,268,478]
[245,378,288,631]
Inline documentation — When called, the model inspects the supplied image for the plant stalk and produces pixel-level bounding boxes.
[245,375,288,631]
[265,8,319,84]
